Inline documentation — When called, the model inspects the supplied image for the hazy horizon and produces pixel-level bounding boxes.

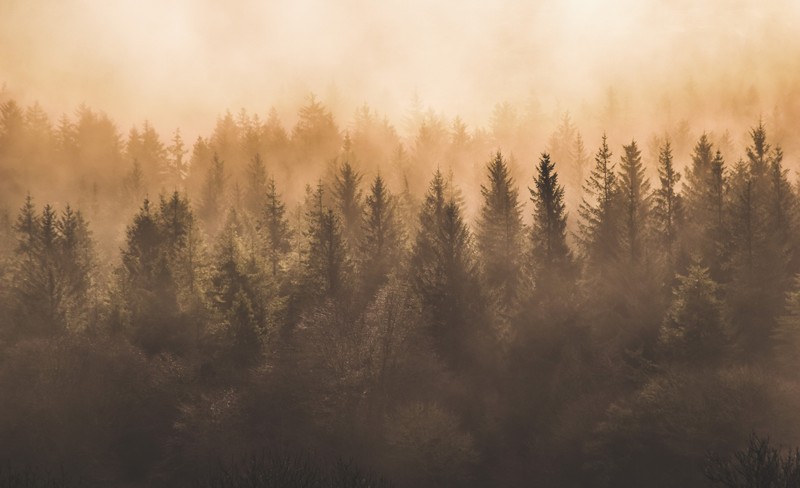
[3,0,800,143]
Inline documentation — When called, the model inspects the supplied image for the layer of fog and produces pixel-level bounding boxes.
[3,0,800,143]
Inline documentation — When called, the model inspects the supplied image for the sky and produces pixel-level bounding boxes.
[2,0,799,138]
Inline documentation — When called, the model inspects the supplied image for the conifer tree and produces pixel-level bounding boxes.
[12,198,95,335]
[529,152,572,283]
[618,139,651,263]
[199,153,227,234]
[360,174,404,293]
[261,177,291,278]
[333,160,363,250]
[302,184,350,298]
[411,170,483,369]
[652,140,683,278]
[245,153,268,217]
[210,209,263,365]
[165,128,187,191]
[659,265,728,363]
[578,134,620,265]
[476,151,523,301]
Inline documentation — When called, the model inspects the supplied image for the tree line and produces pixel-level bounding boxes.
[2,95,800,486]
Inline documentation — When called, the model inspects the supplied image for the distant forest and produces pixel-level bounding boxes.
[2,94,800,487]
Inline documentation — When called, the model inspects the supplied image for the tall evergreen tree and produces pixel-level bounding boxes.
[209,209,263,366]
[333,160,363,250]
[302,184,350,299]
[360,174,404,294]
[618,139,651,263]
[245,153,268,217]
[11,198,95,335]
[529,152,572,283]
[199,153,227,234]
[411,170,484,370]
[578,134,620,265]
[476,151,523,301]
[261,177,291,278]
[651,140,683,279]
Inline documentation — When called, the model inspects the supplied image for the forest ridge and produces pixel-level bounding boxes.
[1,95,800,487]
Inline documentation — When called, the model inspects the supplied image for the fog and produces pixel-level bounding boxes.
[4,1,800,487]
[3,0,800,138]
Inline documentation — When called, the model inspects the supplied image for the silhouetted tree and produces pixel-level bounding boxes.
[618,139,651,263]
[530,152,573,288]
[360,174,404,294]
[476,151,523,302]
[579,134,620,265]
[652,139,683,279]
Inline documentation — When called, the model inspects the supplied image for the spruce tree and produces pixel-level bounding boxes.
[476,151,523,301]
[618,139,651,263]
[578,134,620,265]
[245,153,268,217]
[360,174,404,293]
[302,184,350,299]
[261,177,291,278]
[199,153,227,234]
[333,160,363,250]
[411,170,483,370]
[529,152,572,283]
[651,140,683,278]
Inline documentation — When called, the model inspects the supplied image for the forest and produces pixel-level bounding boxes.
[2,90,800,488]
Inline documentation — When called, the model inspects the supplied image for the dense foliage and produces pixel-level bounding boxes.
[2,96,800,487]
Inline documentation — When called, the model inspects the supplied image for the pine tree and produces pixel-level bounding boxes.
[333,160,363,250]
[56,205,94,329]
[726,122,791,358]
[618,139,651,263]
[659,265,728,363]
[199,153,227,234]
[529,152,572,283]
[245,153,268,217]
[11,198,95,335]
[360,174,404,294]
[165,128,188,191]
[302,184,350,298]
[651,140,683,278]
[476,151,523,301]
[261,177,291,277]
[209,209,263,365]
[411,170,483,370]
[578,134,620,265]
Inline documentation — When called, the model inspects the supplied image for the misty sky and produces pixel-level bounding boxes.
[2,0,798,136]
